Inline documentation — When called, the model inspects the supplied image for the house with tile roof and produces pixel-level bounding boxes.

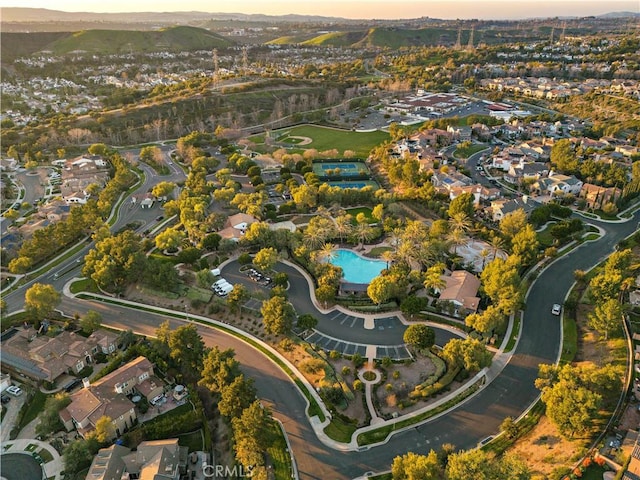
[61,356,164,438]
[436,270,481,316]
[85,439,188,480]
[218,212,258,241]
[1,327,118,383]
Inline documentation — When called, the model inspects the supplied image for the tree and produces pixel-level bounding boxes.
[83,231,146,293]
[25,283,61,322]
[168,324,206,383]
[540,377,601,438]
[253,247,278,272]
[499,209,528,242]
[550,138,578,173]
[151,181,176,200]
[93,416,115,443]
[446,449,530,480]
[195,269,214,289]
[36,393,71,437]
[226,284,249,313]
[218,375,256,419]
[588,298,623,339]
[481,256,523,315]
[448,192,475,218]
[3,208,19,220]
[367,274,396,305]
[423,263,446,293]
[199,347,240,392]
[500,416,518,439]
[88,143,108,156]
[403,324,435,351]
[63,438,99,475]
[232,401,274,477]
[155,227,185,252]
[391,450,443,480]
[80,310,102,335]
[400,297,429,318]
[441,338,492,372]
[260,295,295,335]
[464,305,505,336]
[510,224,539,266]
[297,314,318,330]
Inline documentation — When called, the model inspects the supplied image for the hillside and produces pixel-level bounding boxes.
[2,26,235,57]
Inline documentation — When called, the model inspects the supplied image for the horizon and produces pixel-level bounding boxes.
[1,1,639,20]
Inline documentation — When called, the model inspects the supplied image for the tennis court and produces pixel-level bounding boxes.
[312,161,369,177]
[327,180,380,189]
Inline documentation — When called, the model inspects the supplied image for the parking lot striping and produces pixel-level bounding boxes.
[349,318,359,327]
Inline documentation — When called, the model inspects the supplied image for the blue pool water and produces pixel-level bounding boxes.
[329,249,387,284]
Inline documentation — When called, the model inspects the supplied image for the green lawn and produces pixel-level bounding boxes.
[184,286,213,303]
[323,417,357,443]
[271,125,389,158]
[454,143,487,159]
[345,207,374,222]
[19,390,47,431]
[37,448,54,463]
[177,430,204,452]
[267,420,294,480]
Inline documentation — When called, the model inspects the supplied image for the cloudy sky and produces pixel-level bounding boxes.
[2,0,638,19]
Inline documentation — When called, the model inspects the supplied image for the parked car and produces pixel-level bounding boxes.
[6,386,22,396]
[1,394,10,404]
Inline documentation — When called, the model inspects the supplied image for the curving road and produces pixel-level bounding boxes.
[4,144,639,478]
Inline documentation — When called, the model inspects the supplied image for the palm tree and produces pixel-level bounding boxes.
[423,263,447,294]
[448,211,473,235]
[355,223,374,248]
[334,214,354,244]
[480,248,491,270]
[319,243,337,264]
[447,228,468,255]
[380,249,394,270]
[489,233,505,261]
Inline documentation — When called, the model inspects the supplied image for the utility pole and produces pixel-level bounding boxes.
[242,45,248,78]
[455,26,462,50]
[467,26,475,51]
[212,48,219,87]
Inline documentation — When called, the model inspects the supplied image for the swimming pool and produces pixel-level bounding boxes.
[329,249,387,284]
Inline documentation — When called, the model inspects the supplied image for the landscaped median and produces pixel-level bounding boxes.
[354,371,485,448]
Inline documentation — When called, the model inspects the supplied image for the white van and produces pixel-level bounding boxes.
[217,284,234,297]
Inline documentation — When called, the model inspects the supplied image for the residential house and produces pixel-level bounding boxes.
[446,125,472,141]
[531,172,583,198]
[449,184,501,205]
[436,270,481,316]
[218,212,258,242]
[579,183,622,209]
[489,196,539,222]
[122,439,188,480]
[60,356,164,438]
[60,155,109,205]
[1,327,119,383]
[84,444,130,480]
[85,439,188,480]
[622,432,640,480]
[505,162,549,185]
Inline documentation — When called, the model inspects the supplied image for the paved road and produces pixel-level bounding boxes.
[4,149,638,478]
[221,260,459,349]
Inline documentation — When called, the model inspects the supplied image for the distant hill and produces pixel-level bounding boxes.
[1,7,346,24]
[2,26,234,58]
[297,27,461,48]
[597,11,640,18]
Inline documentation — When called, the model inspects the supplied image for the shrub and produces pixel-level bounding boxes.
[300,358,326,375]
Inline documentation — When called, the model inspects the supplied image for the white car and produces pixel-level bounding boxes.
[6,386,22,396]
[551,304,562,316]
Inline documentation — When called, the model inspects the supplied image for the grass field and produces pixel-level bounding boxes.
[271,125,389,158]
[454,143,488,159]
[345,207,374,222]
[327,180,380,189]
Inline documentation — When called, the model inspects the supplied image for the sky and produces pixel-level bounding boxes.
[2,0,639,20]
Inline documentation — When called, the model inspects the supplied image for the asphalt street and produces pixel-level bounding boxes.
[3,143,639,478]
